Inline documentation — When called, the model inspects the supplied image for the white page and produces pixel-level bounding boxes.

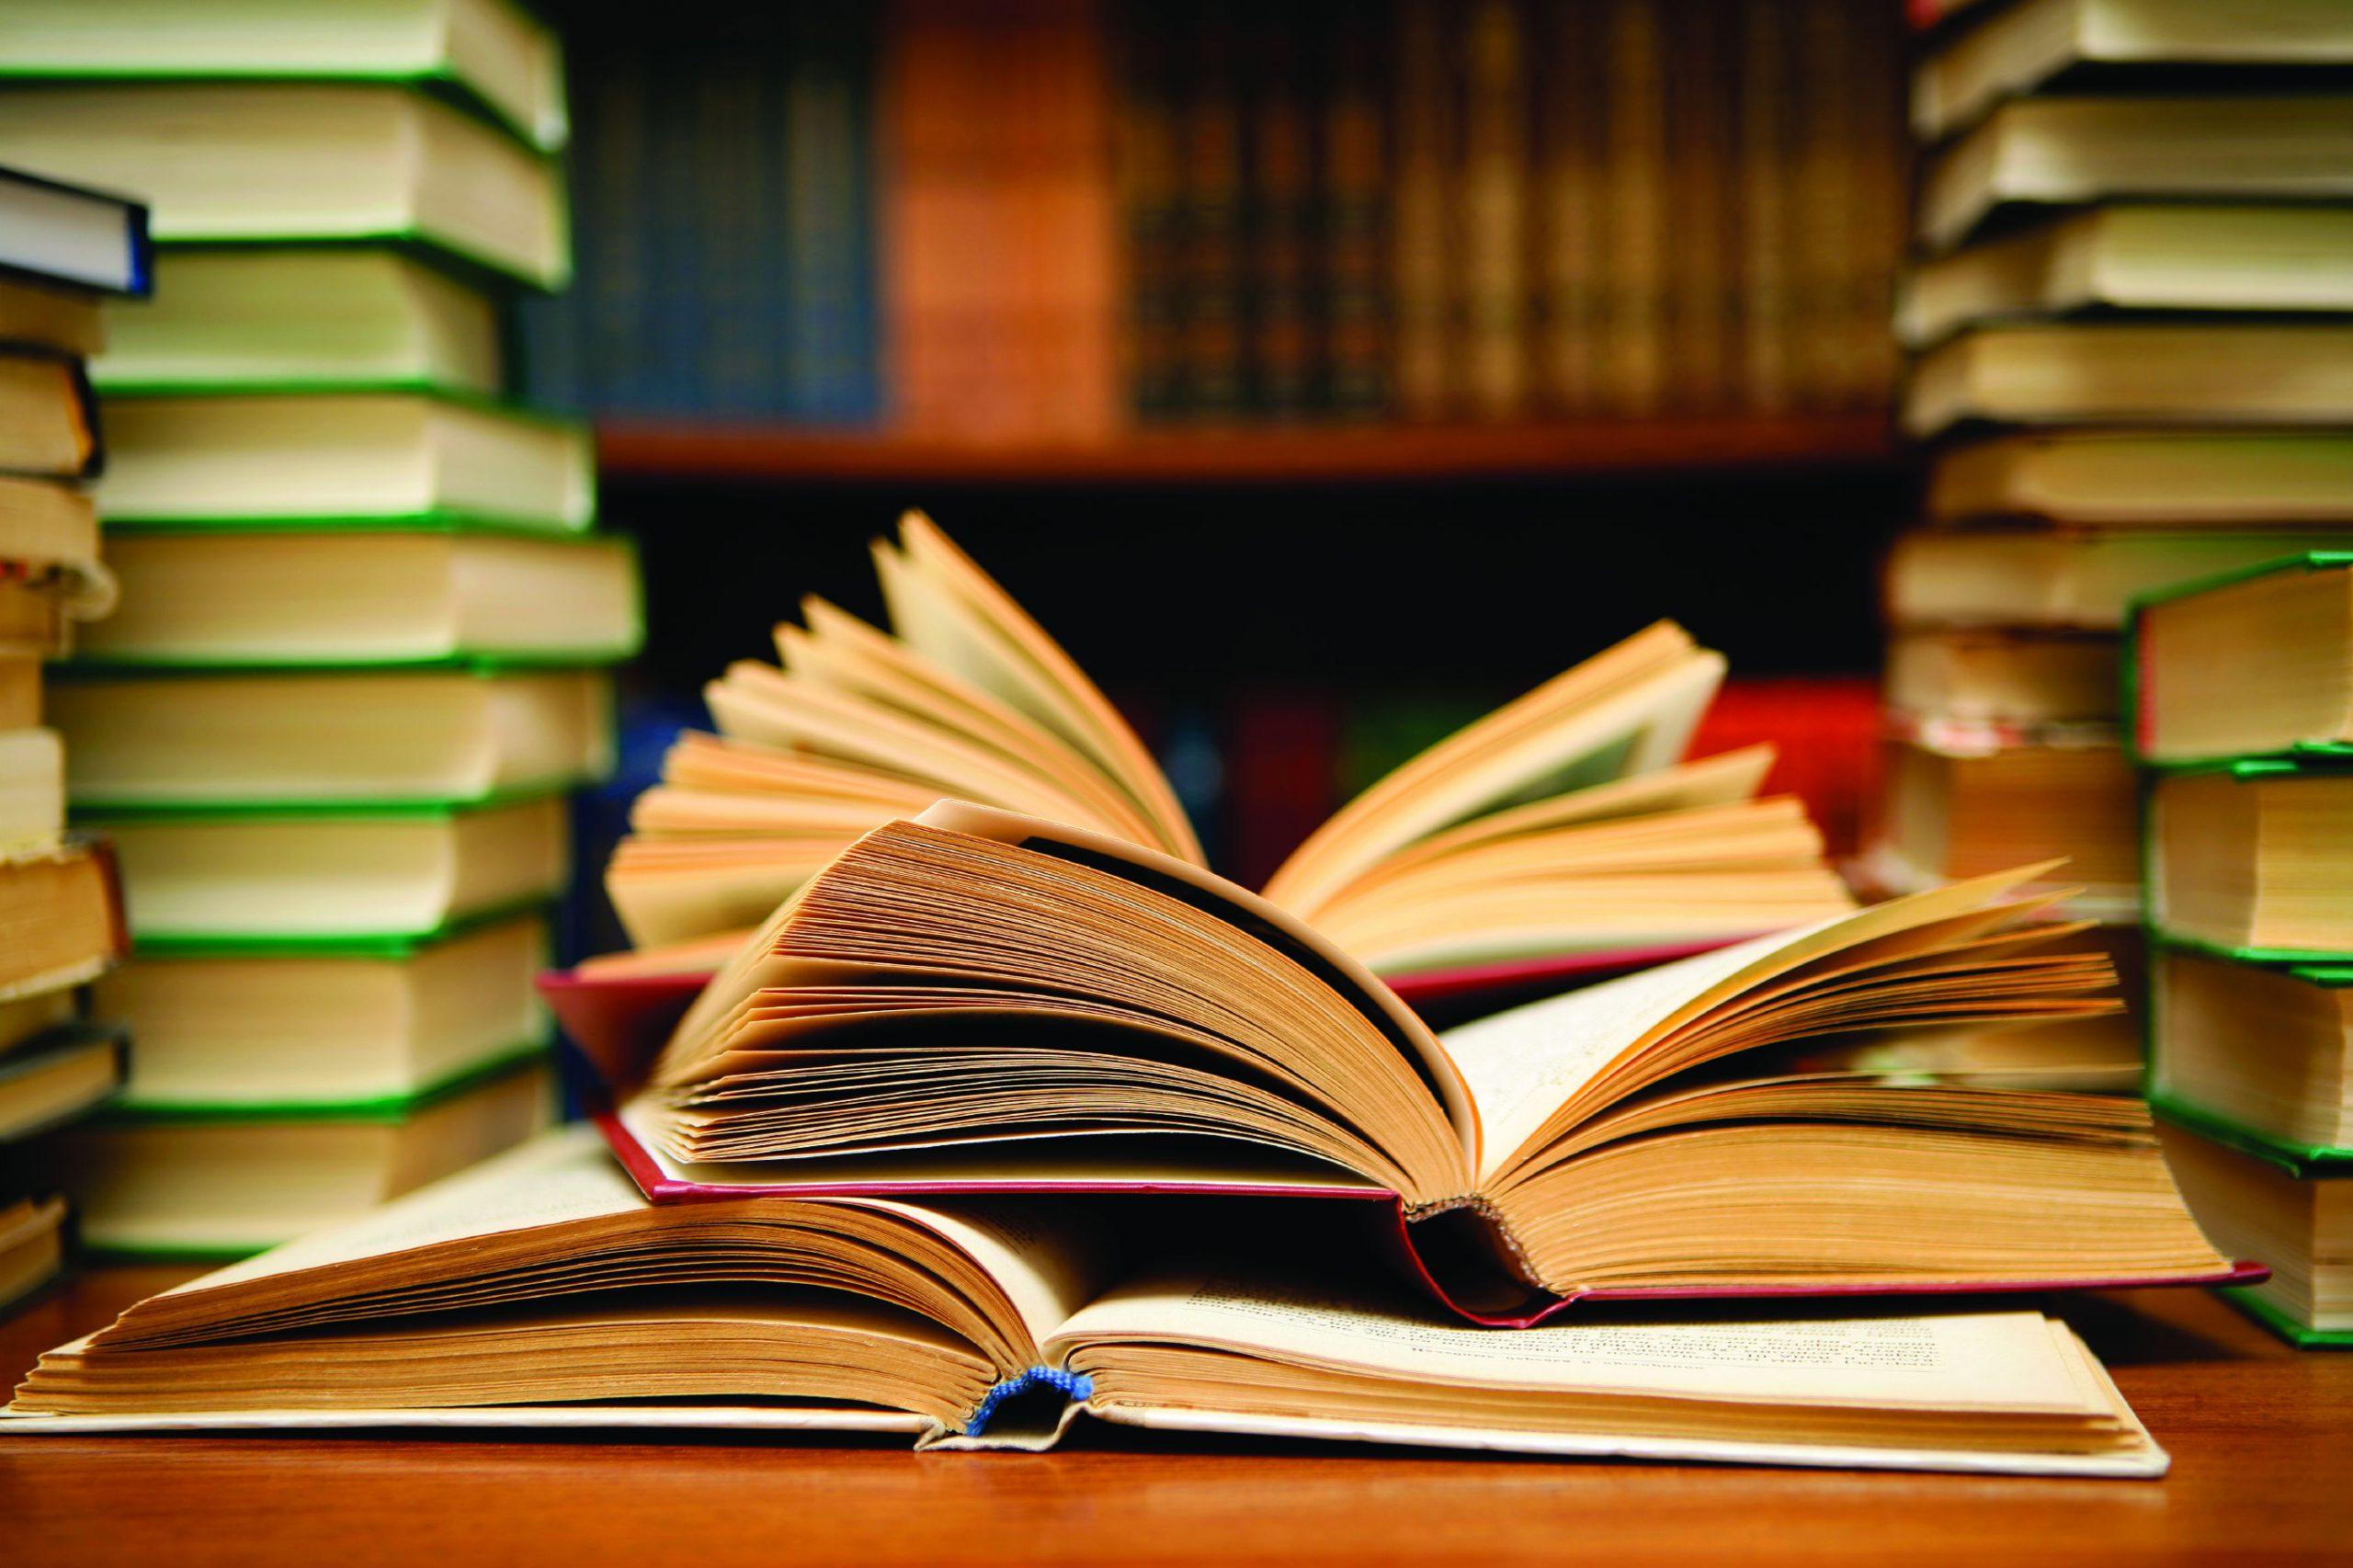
[1051,1269,2093,1415]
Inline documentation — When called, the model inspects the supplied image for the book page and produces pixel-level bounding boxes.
[1443,926,1813,1177]
[140,1124,642,1302]
[1051,1267,2093,1415]
[1443,867,2057,1180]
[871,1200,1120,1355]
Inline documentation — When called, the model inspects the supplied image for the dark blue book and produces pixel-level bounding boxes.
[0,162,150,297]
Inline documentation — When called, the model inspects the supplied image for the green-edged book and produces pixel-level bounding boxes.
[97,908,551,1112]
[2154,1114,2350,1348]
[2126,551,2353,769]
[49,663,615,812]
[93,388,594,535]
[2146,937,2353,1161]
[75,527,639,668]
[94,247,504,398]
[0,81,569,290]
[2143,760,2353,963]
[0,0,568,154]
[50,1051,556,1259]
[2222,1288,2353,1349]
[83,797,567,944]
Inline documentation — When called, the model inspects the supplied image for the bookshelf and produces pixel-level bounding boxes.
[596,413,1901,485]
[537,0,1910,472]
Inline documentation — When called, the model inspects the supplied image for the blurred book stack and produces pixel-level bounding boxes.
[519,0,1906,433]
[0,0,642,1259]
[1866,0,2353,1074]
[0,164,144,1309]
[2132,554,2353,1346]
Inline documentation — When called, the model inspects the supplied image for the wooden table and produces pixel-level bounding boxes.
[2,1268,2347,1566]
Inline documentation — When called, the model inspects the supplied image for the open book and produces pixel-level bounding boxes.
[1,1126,2170,1478]
[601,800,2249,1324]
[562,513,1855,1044]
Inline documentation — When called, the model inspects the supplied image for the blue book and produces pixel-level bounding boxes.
[0,161,150,297]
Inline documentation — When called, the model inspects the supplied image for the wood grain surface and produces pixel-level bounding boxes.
[1,1268,2347,1567]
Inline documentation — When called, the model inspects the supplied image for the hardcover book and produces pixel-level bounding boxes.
[88,794,567,942]
[0,1125,2180,1475]
[97,910,551,1112]
[590,797,2248,1326]
[581,514,1857,1020]
[46,1055,554,1256]
[0,161,149,298]
[2129,551,2353,767]
[1915,94,2353,252]
[49,665,616,811]
[1910,0,2353,143]
[77,528,641,667]
[2144,762,2353,960]
[0,83,570,290]
[0,0,568,154]
[2155,1119,2348,1345]
[93,248,503,397]
[1896,205,2353,348]
[92,391,595,534]
[0,1021,125,1142]
[1927,429,2353,528]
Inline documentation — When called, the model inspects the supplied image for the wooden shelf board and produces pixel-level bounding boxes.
[594,413,1901,483]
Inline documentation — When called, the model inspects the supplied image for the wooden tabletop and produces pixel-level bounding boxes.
[2,1267,2347,1567]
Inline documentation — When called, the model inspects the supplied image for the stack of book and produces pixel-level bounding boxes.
[1868,0,2353,1055]
[0,0,643,1259]
[1,787,2253,1472]
[0,165,146,1310]
[524,0,1906,432]
[2132,553,2353,1347]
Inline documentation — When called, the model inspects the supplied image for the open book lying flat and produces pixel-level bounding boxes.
[599,800,2254,1325]
[0,1126,2171,1478]
[555,512,1857,1046]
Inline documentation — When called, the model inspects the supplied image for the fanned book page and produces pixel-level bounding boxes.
[612,802,2246,1323]
[2,1127,2167,1478]
[596,510,1854,989]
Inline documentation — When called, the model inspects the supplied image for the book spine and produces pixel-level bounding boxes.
[881,0,962,431]
[1532,0,1598,415]
[1033,0,1120,438]
[1457,0,1530,421]
[1244,2,1317,417]
[783,4,881,423]
[1734,0,1794,414]
[1844,2,1904,414]
[1177,1,1248,417]
[1388,0,1455,419]
[1117,3,1185,420]
[698,35,768,416]
[1665,0,1734,412]
[1316,0,1391,419]
[1599,0,1667,415]
[1790,0,1849,411]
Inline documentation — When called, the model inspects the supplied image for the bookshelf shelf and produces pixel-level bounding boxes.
[596,413,1902,485]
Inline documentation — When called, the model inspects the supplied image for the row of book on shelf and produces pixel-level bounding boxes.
[529,0,1908,430]
[0,0,644,1278]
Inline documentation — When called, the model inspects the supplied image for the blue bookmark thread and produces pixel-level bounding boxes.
[964,1367,1094,1436]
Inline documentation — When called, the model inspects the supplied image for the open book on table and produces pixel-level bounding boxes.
[595,800,2252,1325]
[1,1125,2172,1478]
[544,513,1859,1064]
